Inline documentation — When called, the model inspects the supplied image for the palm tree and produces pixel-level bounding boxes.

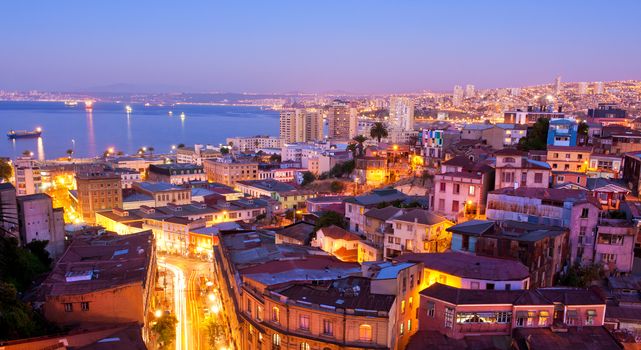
[177,143,185,149]
[346,143,358,157]
[148,147,155,156]
[370,122,388,143]
[22,150,32,157]
[66,149,74,159]
[352,135,367,156]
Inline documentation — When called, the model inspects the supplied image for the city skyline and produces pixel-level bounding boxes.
[2,1,641,94]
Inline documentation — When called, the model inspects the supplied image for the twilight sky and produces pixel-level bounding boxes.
[1,0,640,94]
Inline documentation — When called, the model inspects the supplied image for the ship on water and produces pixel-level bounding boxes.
[7,127,42,139]
[64,101,78,106]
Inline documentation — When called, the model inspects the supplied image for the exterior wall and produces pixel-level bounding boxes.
[568,203,600,266]
[595,220,637,273]
[420,267,529,291]
[345,202,366,233]
[44,284,144,327]
[227,136,281,152]
[95,213,144,236]
[17,195,64,251]
[434,174,486,221]
[547,149,590,173]
[203,160,259,186]
[76,175,122,224]
[495,167,550,190]
[418,295,606,340]
[147,170,206,185]
[384,220,452,260]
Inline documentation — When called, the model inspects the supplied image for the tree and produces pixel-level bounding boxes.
[330,181,345,193]
[206,319,226,347]
[270,154,281,163]
[65,149,73,159]
[22,150,32,157]
[177,143,185,148]
[151,313,178,350]
[25,240,52,269]
[220,147,229,155]
[301,171,316,186]
[0,159,12,182]
[578,121,589,136]
[558,263,604,288]
[370,122,388,142]
[517,117,549,151]
[352,135,367,156]
[0,235,50,292]
[346,143,358,158]
[148,146,155,156]
[0,282,53,340]
[315,211,347,230]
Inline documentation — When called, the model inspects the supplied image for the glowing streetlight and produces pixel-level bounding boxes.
[208,293,216,302]
[155,309,163,318]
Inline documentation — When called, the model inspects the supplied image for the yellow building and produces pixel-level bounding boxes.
[547,145,592,173]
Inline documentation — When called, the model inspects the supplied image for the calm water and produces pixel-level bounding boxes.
[0,101,279,160]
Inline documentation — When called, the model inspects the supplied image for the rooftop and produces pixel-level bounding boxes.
[318,225,362,241]
[275,276,396,314]
[41,231,154,297]
[397,252,529,281]
[421,283,604,306]
[275,221,316,244]
[490,187,600,206]
[236,179,297,193]
[513,326,621,350]
[392,209,450,226]
[364,206,405,221]
[134,181,186,193]
[344,187,407,206]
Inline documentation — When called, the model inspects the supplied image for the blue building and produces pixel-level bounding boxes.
[547,118,578,146]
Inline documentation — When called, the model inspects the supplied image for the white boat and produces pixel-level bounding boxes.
[126,105,133,113]
[168,111,173,116]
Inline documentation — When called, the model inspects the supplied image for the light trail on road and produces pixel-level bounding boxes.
[159,261,189,350]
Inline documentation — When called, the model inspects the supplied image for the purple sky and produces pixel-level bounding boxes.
[1,1,640,93]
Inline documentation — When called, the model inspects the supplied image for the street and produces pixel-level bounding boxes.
[159,254,214,350]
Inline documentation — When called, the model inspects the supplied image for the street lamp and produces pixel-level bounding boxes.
[155,309,163,318]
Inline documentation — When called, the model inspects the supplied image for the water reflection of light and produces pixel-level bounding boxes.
[86,110,96,157]
[126,113,133,153]
[37,137,45,161]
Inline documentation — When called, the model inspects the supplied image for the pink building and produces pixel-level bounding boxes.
[433,156,493,221]
[418,283,606,340]
[486,187,601,266]
[494,148,551,190]
[595,218,638,274]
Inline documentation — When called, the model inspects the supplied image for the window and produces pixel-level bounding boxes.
[445,307,454,328]
[322,319,333,336]
[359,324,372,342]
[247,299,252,315]
[300,343,310,350]
[438,274,447,284]
[534,173,543,184]
[469,185,475,195]
[399,322,404,335]
[81,302,89,311]
[457,311,512,324]
[427,302,435,317]
[408,319,412,331]
[539,311,549,326]
[438,199,445,211]
[272,333,281,347]
[256,305,264,321]
[348,205,352,213]
[581,208,589,218]
[272,307,280,323]
[452,200,459,213]
[440,182,446,192]
[388,236,395,244]
[64,303,73,312]
[299,314,310,330]
[486,283,495,290]
[409,296,414,309]
[586,310,597,325]
[470,281,480,289]
[502,172,514,183]
[453,184,460,194]
[601,253,617,263]
[401,300,406,314]
[505,284,512,291]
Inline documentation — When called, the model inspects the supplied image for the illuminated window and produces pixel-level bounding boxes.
[359,324,372,342]
[300,343,310,350]
[272,307,280,323]
[64,303,73,312]
[408,319,412,331]
[299,314,309,330]
[469,186,475,195]
[445,307,454,328]
[401,300,406,314]
[539,310,549,326]
[427,302,435,317]
[322,319,334,336]
[586,310,597,325]
[272,333,281,346]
